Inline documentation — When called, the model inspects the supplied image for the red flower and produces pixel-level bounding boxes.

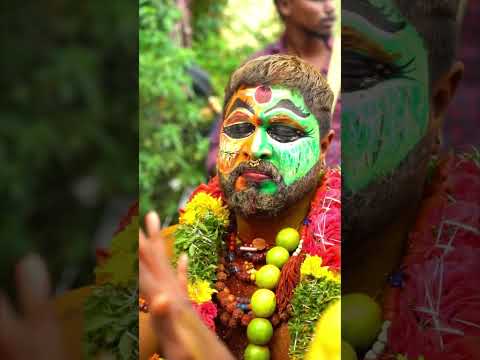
[191,301,218,332]
[302,169,341,270]
[389,248,480,359]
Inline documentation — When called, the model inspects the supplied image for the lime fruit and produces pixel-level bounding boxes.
[244,344,270,360]
[251,289,276,318]
[342,293,382,350]
[341,340,358,360]
[275,228,300,252]
[266,246,290,268]
[255,265,281,289]
[246,318,274,345]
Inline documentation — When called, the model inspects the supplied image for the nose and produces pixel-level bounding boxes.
[251,128,273,160]
[324,0,335,14]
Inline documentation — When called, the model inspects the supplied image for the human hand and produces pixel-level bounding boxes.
[139,211,234,360]
[0,254,64,360]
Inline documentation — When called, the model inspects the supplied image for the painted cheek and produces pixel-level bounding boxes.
[273,138,320,185]
[217,134,253,175]
[342,80,429,192]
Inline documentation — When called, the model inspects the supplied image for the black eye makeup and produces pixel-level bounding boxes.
[267,124,307,143]
[342,49,415,93]
[223,123,256,139]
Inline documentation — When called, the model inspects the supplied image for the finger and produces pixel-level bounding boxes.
[149,294,171,318]
[139,228,168,276]
[139,228,149,262]
[15,253,51,317]
[0,291,23,356]
[176,253,189,295]
[139,227,146,244]
[145,211,160,238]
[139,261,161,299]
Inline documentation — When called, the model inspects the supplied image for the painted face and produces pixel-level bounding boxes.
[342,0,430,194]
[218,85,323,217]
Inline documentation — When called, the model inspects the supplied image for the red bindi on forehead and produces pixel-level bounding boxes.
[254,85,272,104]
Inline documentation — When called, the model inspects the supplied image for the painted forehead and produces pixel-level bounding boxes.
[343,0,406,33]
[224,85,314,123]
[342,0,425,53]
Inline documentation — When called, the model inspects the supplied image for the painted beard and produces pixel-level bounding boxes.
[219,160,323,219]
[342,132,435,247]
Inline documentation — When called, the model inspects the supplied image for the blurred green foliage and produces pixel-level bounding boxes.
[139,0,279,222]
[1,1,138,290]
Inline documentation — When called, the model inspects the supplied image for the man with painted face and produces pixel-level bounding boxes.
[140,54,341,360]
[341,1,479,359]
[206,0,340,174]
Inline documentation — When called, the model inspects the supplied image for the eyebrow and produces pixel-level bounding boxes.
[264,99,310,118]
[225,98,255,117]
[343,0,406,34]
[342,26,399,64]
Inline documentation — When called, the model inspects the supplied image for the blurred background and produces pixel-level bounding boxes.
[1,1,138,296]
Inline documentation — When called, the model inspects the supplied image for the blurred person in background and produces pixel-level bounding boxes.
[206,0,341,175]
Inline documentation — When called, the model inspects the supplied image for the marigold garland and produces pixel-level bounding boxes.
[171,171,342,359]
[141,170,342,358]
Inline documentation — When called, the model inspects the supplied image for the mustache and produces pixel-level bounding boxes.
[229,160,283,184]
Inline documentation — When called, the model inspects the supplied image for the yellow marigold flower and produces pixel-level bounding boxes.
[301,255,338,282]
[180,192,229,227]
[187,279,217,303]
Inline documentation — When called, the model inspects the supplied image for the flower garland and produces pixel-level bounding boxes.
[173,187,230,330]
[380,150,480,360]
[170,169,341,358]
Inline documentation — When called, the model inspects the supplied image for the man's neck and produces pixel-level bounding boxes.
[284,25,331,69]
[342,203,421,300]
[235,187,317,246]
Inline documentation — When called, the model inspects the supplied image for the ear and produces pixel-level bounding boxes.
[430,61,464,131]
[277,0,292,18]
[320,129,335,163]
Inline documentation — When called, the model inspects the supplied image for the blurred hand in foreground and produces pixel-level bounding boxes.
[0,254,64,360]
[140,211,234,360]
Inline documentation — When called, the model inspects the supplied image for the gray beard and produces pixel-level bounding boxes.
[219,161,324,219]
[342,133,435,248]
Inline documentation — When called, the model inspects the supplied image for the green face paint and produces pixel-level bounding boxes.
[218,86,321,191]
[342,0,430,193]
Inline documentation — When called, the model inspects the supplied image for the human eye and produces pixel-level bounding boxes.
[342,50,414,93]
[267,124,306,143]
[223,122,256,139]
